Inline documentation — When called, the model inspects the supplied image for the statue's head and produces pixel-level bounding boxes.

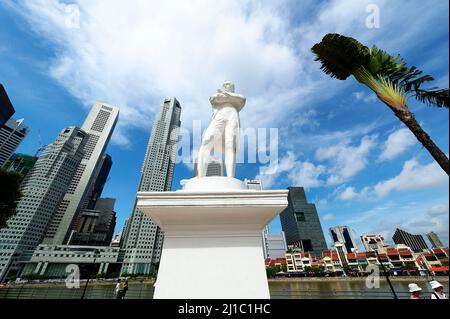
[222,81,235,93]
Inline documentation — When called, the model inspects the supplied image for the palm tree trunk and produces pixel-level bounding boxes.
[387,104,449,175]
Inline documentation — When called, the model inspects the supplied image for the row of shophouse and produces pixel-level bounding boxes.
[266,245,449,276]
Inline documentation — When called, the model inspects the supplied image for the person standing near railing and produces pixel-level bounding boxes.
[429,281,448,299]
[408,283,423,299]
[121,280,129,299]
[114,279,122,299]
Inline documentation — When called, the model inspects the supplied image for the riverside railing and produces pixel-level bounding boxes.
[1,286,447,299]
[0,284,154,299]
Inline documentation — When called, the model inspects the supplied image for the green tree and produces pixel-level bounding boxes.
[0,168,22,229]
[311,33,449,175]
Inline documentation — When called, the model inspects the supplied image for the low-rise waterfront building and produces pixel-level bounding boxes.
[20,245,121,278]
[361,234,386,251]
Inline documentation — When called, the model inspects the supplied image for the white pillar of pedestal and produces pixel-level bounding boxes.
[136,177,288,299]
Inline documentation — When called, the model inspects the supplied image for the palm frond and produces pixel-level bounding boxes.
[367,46,408,79]
[311,33,370,80]
[414,88,449,108]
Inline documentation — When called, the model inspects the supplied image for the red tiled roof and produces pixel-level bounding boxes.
[387,248,399,255]
[429,266,449,272]
[275,258,287,265]
[347,253,357,260]
[432,248,445,255]
[331,252,339,261]
[356,252,366,258]
[400,252,413,257]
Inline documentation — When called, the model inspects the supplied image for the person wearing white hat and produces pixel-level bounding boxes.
[429,280,447,299]
[408,283,422,299]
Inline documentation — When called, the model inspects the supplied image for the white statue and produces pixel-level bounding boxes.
[197,81,246,178]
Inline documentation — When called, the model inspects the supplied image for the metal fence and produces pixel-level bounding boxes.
[0,285,446,299]
[0,284,154,299]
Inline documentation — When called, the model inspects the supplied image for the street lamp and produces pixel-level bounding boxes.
[374,249,398,299]
[81,248,100,299]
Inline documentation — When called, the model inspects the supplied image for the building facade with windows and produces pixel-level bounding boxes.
[119,98,181,275]
[427,232,444,248]
[393,228,428,253]
[279,187,327,257]
[42,102,119,245]
[0,118,29,166]
[361,234,386,251]
[0,127,87,281]
[329,226,358,253]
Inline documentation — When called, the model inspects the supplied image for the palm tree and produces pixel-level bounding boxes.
[311,33,449,175]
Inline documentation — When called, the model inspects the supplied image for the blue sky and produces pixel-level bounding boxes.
[1,0,448,249]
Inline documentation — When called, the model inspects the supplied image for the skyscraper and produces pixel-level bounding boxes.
[329,226,358,253]
[427,232,444,248]
[69,198,117,246]
[0,118,29,166]
[0,84,15,127]
[0,127,87,281]
[42,102,119,245]
[392,228,428,253]
[193,158,223,176]
[119,97,181,275]
[279,187,328,257]
[361,234,386,251]
[83,154,113,209]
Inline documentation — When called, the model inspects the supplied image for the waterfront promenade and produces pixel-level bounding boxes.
[0,276,447,299]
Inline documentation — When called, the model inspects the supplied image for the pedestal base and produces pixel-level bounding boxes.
[136,178,288,299]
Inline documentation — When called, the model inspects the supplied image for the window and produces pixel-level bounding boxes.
[295,212,305,222]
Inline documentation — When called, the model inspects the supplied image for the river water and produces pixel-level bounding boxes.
[0,278,448,299]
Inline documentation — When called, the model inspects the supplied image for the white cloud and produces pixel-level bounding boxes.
[378,128,416,161]
[374,158,448,197]
[338,157,448,201]
[315,135,377,185]
[256,151,325,189]
[353,91,377,103]
[288,161,326,188]
[256,151,296,189]
[427,204,449,217]
[322,213,334,221]
[11,0,305,145]
[338,187,359,200]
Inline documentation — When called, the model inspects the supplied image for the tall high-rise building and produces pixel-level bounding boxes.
[361,234,386,251]
[193,158,223,177]
[262,226,288,259]
[427,232,444,248]
[0,127,87,281]
[69,198,117,246]
[392,228,428,253]
[279,187,328,257]
[42,103,119,245]
[329,226,358,253]
[119,97,181,275]
[83,154,113,209]
[0,84,15,127]
[0,118,29,166]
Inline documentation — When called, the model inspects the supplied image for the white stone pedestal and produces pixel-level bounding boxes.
[136,177,288,299]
